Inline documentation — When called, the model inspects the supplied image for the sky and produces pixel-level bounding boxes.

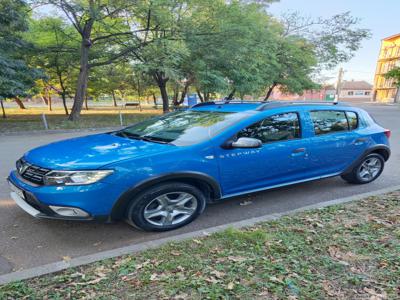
[268,0,400,84]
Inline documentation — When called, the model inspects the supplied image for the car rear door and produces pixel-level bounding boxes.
[216,111,314,196]
[304,109,370,176]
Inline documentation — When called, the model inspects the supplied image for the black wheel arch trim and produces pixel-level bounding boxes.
[110,172,222,220]
[342,145,390,175]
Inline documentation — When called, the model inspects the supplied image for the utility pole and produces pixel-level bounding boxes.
[335,67,345,103]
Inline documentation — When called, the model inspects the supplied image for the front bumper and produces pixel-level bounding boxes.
[8,179,94,221]
[7,170,122,222]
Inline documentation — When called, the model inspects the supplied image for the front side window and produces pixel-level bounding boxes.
[237,112,300,143]
[116,110,250,146]
[310,110,349,135]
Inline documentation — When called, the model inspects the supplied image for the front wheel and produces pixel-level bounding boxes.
[341,153,385,184]
[125,182,206,231]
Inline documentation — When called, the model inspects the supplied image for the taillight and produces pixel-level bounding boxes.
[384,129,391,139]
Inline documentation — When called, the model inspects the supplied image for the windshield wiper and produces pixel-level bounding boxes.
[115,131,141,140]
[141,135,172,144]
[115,131,172,145]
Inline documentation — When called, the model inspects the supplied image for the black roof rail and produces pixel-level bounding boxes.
[190,101,216,108]
[256,101,349,111]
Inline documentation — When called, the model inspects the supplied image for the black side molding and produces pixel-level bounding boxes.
[342,145,391,175]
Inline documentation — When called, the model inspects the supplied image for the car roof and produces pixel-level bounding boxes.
[190,101,352,113]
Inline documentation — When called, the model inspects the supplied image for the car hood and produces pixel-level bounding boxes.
[23,133,175,170]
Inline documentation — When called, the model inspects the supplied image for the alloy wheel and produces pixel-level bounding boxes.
[357,157,382,182]
[143,192,198,227]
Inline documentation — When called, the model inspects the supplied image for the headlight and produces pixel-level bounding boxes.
[43,170,113,186]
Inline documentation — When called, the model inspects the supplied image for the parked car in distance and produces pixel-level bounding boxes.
[8,101,391,231]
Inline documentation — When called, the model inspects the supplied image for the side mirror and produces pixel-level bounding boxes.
[231,137,262,149]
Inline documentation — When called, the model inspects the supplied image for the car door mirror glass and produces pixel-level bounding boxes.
[231,137,262,148]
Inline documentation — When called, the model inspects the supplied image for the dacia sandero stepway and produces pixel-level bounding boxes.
[8,101,391,231]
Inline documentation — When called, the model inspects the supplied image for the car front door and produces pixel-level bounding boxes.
[216,111,314,196]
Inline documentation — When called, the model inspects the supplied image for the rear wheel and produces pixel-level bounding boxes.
[125,182,206,231]
[341,153,385,184]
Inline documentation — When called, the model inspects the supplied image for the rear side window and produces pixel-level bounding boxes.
[310,110,348,135]
[237,112,300,143]
[346,111,358,130]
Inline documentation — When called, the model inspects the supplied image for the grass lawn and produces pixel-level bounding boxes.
[1,191,399,299]
[0,107,160,133]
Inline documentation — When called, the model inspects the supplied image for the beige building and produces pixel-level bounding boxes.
[339,80,372,101]
[373,33,400,102]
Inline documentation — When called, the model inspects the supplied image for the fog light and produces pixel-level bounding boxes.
[49,206,89,217]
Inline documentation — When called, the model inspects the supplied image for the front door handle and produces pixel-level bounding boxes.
[291,148,307,157]
[292,148,306,153]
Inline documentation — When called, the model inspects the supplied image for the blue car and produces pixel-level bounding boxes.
[8,101,391,231]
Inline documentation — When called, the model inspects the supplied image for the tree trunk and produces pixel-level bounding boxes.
[204,92,210,102]
[40,94,48,105]
[14,96,26,109]
[1,99,6,118]
[48,94,52,111]
[111,90,117,107]
[68,32,92,121]
[394,87,400,103]
[196,88,204,102]
[154,72,169,113]
[226,89,236,101]
[152,92,157,106]
[177,81,191,106]
[172,85,179,106]
[84,94,88,110]
[264,83,277,101]
[61,93,69,116]
[158,81,169,113]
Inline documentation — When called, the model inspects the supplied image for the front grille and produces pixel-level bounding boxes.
[17,159,51,185]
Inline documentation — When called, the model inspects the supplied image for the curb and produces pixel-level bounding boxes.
[1,184,400,285]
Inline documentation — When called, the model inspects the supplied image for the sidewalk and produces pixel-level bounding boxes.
[1,191,399,299]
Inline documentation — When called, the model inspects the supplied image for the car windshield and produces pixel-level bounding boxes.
[116,110,249,146]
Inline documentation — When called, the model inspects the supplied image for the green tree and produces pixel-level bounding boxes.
[28,17,80,115]
[0,0,42,117]
[88,63,135,106]
[40,0,149,120]
[384,67,400,103]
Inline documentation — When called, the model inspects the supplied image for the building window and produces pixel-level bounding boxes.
[365,91,371,96]
[348,91,354,96]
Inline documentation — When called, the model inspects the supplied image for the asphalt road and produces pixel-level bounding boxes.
[0,103,399,275]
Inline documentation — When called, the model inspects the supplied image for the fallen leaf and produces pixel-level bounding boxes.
[193,239,202,245]
[227,256,247,263]
[210,269,225,279]
[227,282,234,290]
[150,273,159,281]
[240,200,252,206]
[62,256,71,262]
[171,250,181,256]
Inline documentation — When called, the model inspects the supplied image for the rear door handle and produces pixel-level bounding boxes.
[353,138,367,145]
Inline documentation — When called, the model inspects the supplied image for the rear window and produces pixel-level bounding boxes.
[310,110,348,135]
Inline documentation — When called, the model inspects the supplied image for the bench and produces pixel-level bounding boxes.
[125,102,142,111]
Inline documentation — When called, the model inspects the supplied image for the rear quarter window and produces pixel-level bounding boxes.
[310,110,348,135]
[346,111,358,130]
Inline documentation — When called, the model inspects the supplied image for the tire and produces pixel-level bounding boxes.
[125,182,207,231]
[341,153,385,184]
